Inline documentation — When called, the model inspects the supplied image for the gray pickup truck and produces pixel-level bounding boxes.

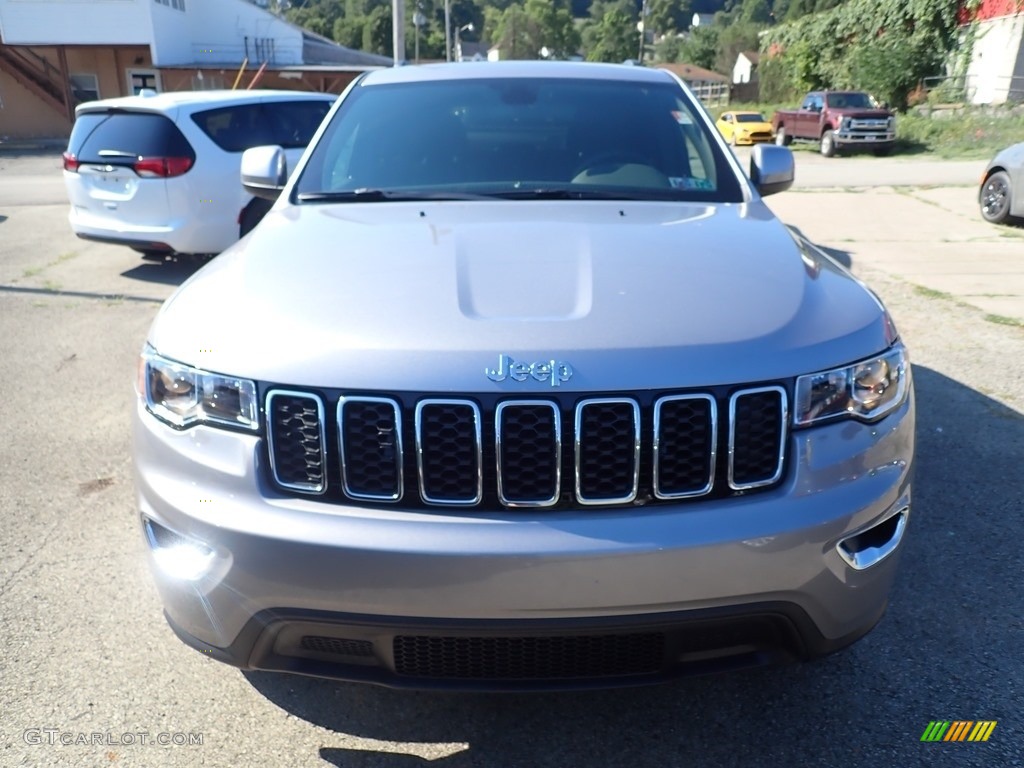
[133,62,915,690]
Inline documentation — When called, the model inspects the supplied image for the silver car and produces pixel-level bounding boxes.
[133,62,915,690]
[979,141,1024,224]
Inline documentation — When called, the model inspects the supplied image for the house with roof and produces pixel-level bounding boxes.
[655,62,730,106]
[0,0,389,140]
[732,50,759,84]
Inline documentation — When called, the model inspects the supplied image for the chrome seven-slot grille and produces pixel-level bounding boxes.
[265,387,788,509]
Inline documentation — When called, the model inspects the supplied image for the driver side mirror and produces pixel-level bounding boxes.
[750,144,795,197]
[241,145,289,201]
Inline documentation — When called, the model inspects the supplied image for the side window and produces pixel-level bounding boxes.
[801,96,814,110]
[263,100,334,149]
[812,95,824,111]
[192,104,274,152]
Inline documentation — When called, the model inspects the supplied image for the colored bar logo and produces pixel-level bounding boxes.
[921,721,997,742]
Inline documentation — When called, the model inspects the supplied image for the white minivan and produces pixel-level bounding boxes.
[63,89,335,257]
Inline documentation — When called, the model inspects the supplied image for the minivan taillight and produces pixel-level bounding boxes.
[134,156,194,178]
[62,152,80,172]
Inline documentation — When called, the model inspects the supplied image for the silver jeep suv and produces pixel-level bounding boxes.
[133,62,914,690]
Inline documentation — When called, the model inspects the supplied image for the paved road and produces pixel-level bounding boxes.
[1,151,1022,767]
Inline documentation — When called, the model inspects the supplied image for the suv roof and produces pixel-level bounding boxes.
[74,89,334,117]
[359,61,678,87]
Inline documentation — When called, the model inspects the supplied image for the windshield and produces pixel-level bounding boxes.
[735,113,768,123]
[295,77,743,203]
[825,93,877,109]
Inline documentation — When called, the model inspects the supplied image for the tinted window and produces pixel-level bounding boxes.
[192,100,333,152]
[297,78,742,202]
[826,93,875,109]
[736,113,767,123]
[68,112,194,162]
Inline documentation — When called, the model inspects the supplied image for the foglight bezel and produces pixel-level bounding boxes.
[794,344,908,428]
[141,346,258,432]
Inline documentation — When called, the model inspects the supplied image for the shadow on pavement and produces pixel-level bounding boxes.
[0,215,7,224]
[242,364,1023,766]
[121,254,211,286]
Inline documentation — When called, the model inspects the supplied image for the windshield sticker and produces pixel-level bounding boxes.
[670,110,694,125]
[670,177,714,191]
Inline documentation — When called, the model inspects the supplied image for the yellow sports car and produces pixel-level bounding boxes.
[716,111,774,146]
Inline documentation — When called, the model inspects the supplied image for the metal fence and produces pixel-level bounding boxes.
[921,74,1024,105]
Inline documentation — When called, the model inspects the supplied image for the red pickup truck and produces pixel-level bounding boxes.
[772,91,896,157]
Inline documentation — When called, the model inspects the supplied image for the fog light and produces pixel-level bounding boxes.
[144,519,217,581]
[837,506,909,571]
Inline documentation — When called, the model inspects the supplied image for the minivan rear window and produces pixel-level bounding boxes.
[67,112,195,164]
[191,100,333,152]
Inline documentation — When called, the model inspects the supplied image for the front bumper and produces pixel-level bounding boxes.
[834,131,896,146]
[133,391,915,689]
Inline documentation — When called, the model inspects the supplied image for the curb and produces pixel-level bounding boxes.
[0,138,67,153]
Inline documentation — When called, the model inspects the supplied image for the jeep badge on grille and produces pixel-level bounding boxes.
[486,354,573,387]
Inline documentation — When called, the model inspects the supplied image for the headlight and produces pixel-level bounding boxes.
[794,345,908,427]
[139,346,258,430]
[840,117,851,130]
[888,116,895,130]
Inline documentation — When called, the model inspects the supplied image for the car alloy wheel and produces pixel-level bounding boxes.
[980,170,1012,224]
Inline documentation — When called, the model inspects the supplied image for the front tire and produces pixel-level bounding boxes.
[820,129,837,158]
[980,170,1014,224]
[775,127,791,147]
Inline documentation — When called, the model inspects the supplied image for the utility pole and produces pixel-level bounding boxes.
[637,0,648,64]
[392,0,405,66]
[445,0,452,62]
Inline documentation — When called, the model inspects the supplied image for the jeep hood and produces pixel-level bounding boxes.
[151,200,894,391]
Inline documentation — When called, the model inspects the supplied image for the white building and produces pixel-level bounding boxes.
[732,50,759,84]
[961,0,1024,104]
[0,0,388,139]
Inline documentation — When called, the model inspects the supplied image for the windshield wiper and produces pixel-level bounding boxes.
[490,187,644,201]
[296,189,497,203]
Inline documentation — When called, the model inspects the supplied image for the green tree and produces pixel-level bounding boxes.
[713,19,761,74]
[736,0,772,24]
[361,3,393,55]
[676,24,718,69]
[488,0,579,60]
[525,0,580,58]
[647,0,692,35]
[584,7,638,61]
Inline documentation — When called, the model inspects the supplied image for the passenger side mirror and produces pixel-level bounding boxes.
[750,144,794,197]
[241,145,289,201]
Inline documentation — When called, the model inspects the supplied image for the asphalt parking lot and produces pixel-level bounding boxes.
[1,149,1022,768]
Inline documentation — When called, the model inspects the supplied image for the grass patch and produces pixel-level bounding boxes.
[984,314,1024,328]
[914,285,953,301]
[22,267,41,278]
[898,108,1024,159]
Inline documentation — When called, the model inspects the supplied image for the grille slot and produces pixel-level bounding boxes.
[266,391,326,493]
[496,400,561,507]
[265,387,789,506]
[338,396,403,501]
[415,399,483,505]
[729,387,787,489]
[300,636,374,657]
[654,394,716,498]
[393,633,665,680]
[575,398,641,505]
